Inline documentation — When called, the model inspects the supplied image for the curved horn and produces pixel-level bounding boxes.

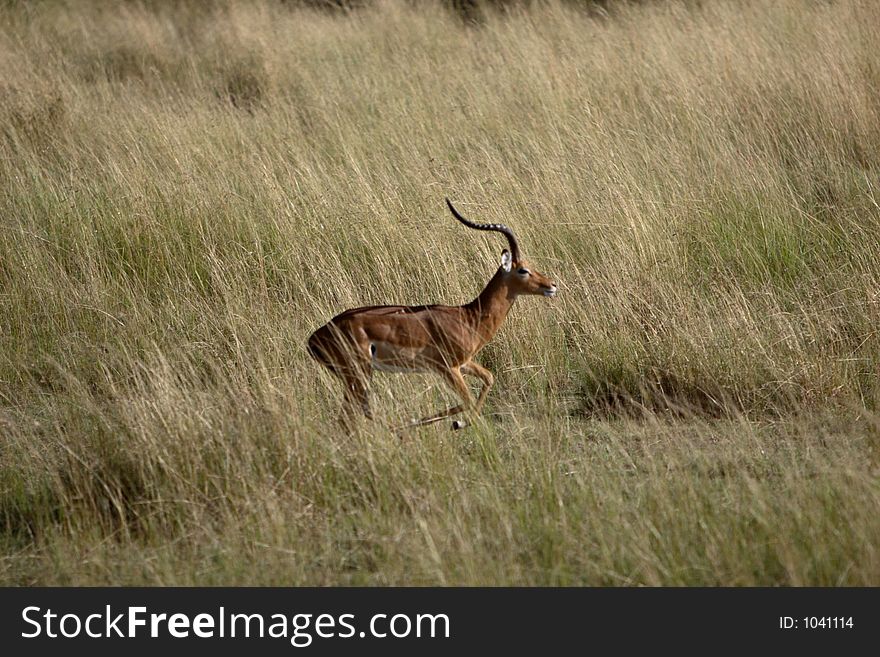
[445,198,521,263]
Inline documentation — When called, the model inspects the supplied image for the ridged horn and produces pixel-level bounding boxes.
[445,198,521,264]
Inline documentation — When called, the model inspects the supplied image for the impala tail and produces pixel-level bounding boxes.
[307,326,336,372]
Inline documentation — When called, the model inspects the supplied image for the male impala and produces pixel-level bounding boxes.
[307,198,557,430]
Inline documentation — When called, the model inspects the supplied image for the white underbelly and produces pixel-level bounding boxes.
[369,341,428,373]
[371,361,428,374]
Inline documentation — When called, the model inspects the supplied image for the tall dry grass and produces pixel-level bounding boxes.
[1,0,879,584]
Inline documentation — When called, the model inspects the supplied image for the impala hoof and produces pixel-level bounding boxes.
[451,420,468,431]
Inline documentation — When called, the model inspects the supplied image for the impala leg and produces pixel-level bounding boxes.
[403,366,475,430]
[346,379,373,419]
[460,361,494,413]
[446,361,494,430]
[336,365,373,432]
[403,403,467,429]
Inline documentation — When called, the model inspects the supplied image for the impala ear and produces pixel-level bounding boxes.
[500,249,512,272]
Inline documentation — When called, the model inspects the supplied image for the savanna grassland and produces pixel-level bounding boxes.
[1,0,880,585]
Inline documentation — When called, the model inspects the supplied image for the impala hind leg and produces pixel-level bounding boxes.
[403,403,467,429]
[335,366,373,432]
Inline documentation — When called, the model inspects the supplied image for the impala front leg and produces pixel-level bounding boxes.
[402,366,475,431]
[461,361,494,413]
[449,361,495,430]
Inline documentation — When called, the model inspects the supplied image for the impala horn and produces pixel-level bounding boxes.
[446,198,521,264]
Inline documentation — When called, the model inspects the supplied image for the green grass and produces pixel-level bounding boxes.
[1,0,879,585]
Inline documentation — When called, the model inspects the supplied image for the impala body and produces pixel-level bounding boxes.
[308,199,557,430]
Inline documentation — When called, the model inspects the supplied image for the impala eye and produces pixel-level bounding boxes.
[517,268,530,275]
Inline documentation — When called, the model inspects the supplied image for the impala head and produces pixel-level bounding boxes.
[446,198,557,298]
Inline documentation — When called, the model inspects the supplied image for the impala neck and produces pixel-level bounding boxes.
[465,267,517,344]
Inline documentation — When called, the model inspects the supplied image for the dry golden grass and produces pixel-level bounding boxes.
[1,0,879,585]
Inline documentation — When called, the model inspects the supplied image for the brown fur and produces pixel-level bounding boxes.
[308,204,557,430]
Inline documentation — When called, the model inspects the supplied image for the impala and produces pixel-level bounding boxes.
[307,198,557,431]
